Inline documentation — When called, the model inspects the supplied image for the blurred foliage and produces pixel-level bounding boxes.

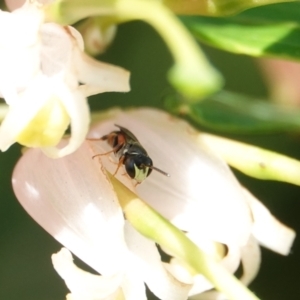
[182,3,300,60]
[165,90,300,134]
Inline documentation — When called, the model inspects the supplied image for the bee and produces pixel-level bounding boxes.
[93,125,170,183]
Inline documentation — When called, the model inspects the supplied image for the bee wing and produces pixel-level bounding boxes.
[114,124,140,143]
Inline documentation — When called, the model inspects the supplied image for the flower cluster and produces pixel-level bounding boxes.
[1,1,297,300]
[0,0,129,158]
[12,108,295,299]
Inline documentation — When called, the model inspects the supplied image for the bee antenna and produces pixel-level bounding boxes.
[148,165,170,177]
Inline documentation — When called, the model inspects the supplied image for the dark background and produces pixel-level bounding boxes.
[1,21,300,299]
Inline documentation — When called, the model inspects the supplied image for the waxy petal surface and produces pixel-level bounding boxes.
[12,141,126,276]
[123,222,191,300]
[52,248,123,300]
[89,108,252,247]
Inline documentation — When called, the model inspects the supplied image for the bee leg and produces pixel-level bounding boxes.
[86,133,109,141]
[92,149,116,159]
[113,156,125,176]
[107,156,118,164]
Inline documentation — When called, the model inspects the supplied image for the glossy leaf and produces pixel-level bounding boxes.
[163,0,295,16]
[165,91,300,134]
[182,3,300,60]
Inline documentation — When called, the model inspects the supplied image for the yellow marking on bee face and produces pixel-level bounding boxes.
[134,164,149,182]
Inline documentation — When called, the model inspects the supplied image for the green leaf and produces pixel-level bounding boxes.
[165,91,300,134]
[181,3,300,60]
[46,0,223,100]
[163,0,295,16]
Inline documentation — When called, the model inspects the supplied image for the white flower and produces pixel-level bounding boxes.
[88,108,295,297]
[0,1,130,158]
[12,108,295,299]
[12,134,191,299]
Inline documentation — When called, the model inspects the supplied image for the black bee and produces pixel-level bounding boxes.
[93,125,169,183]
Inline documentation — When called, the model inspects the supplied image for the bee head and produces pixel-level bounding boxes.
[124,154,153,183]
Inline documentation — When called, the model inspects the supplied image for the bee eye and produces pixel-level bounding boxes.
[124,157,136,179]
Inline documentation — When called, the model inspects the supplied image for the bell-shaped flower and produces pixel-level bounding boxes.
[12,136,191,300]
[0,0,130,158]
[12,108,295,299]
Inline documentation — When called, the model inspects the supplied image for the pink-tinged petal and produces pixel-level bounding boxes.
[52,248,123,300]
[124,222,191,300]
[12,141,126,276]
[243,189,295,255]
[5,0,25,11]
[89,108,252,247]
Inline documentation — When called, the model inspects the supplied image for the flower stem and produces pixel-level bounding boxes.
[110,174,260,300]
[116,0,223,99]
[201,133,300,186]
[45,0,223,99]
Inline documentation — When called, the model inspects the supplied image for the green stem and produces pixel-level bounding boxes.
[201,133,300,186]
[110,174,260,300]
[45,0,223,99]
[115,0,208,71]
[46,0,204,65]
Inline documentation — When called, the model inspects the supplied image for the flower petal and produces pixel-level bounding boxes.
[124,222,191,300]
[40,23,75,78]
[189,291,227,300]
[189,236,261,299]
[74,49,130,96]
[68,22,129,95]
[42,87,90,158]
[52,248,123,300]
[121,269,147,300]
[89,108,252,247]
[0,1,42,100]
[240,235,261,285]
[12,140,127,276]
[0,75,54,151]
[16,95,70,147]
[243,188,296,255]
[167,238,241,297]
